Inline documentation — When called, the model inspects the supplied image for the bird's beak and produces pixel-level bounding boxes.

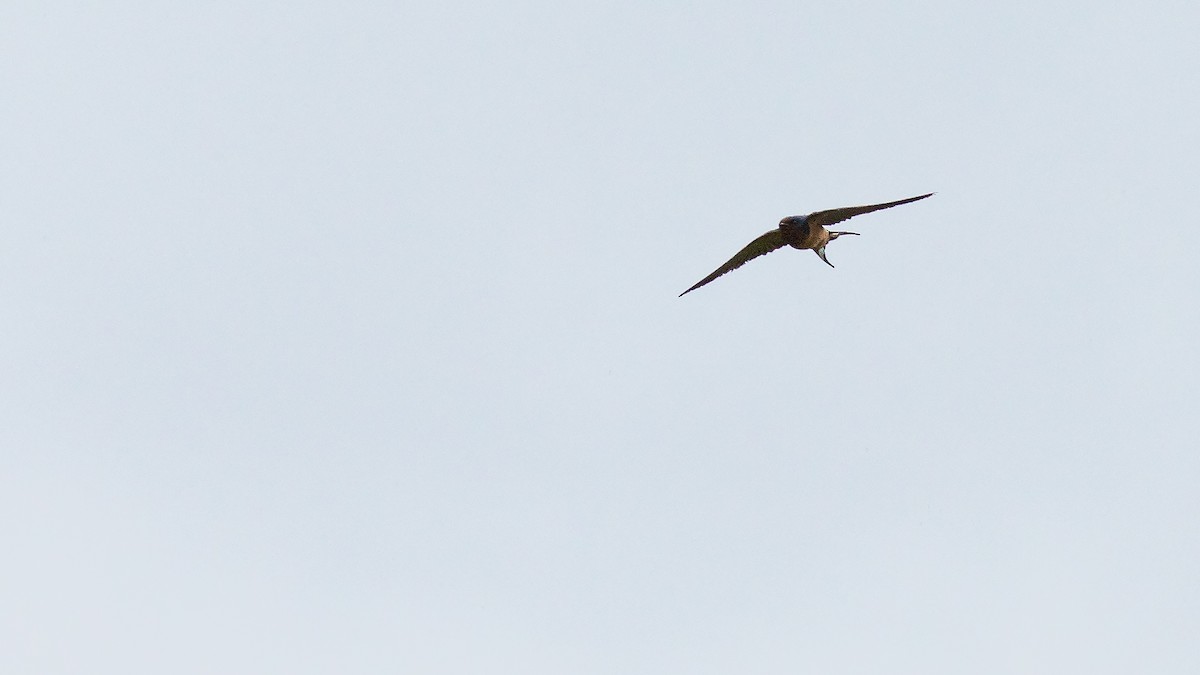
[816,247,835,268]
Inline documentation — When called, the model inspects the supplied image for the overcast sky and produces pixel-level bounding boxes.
[3,1,1199,673]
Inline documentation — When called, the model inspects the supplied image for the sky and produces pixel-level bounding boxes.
[3,1,1199,673]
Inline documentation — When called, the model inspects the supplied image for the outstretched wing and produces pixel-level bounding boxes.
[806,192,933,229]
[679,229,787,297]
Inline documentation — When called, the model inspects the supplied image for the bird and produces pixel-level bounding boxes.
[678,193,933,297]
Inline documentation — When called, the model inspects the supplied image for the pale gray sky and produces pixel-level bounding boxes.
[3,1,1199,673]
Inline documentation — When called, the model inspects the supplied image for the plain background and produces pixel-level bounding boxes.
[3,1,1198,673]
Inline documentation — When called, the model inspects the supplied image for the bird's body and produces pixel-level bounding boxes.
[779,215,831,250]
[678,193,933,296]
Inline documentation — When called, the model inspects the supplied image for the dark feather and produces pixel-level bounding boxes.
[806,193,933,229]
[679,230,787,296]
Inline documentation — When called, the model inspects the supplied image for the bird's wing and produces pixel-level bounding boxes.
[806,192,933,229]
[679,229,787,296]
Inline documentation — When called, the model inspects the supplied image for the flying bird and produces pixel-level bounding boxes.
[678,193,933,297]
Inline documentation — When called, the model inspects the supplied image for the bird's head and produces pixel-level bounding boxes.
[778,215,807,231]
[815,230,859,268]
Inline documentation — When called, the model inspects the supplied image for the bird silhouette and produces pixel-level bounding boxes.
[679,193,933,296]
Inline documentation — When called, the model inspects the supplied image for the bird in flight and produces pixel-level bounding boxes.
[678,193,933,297]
